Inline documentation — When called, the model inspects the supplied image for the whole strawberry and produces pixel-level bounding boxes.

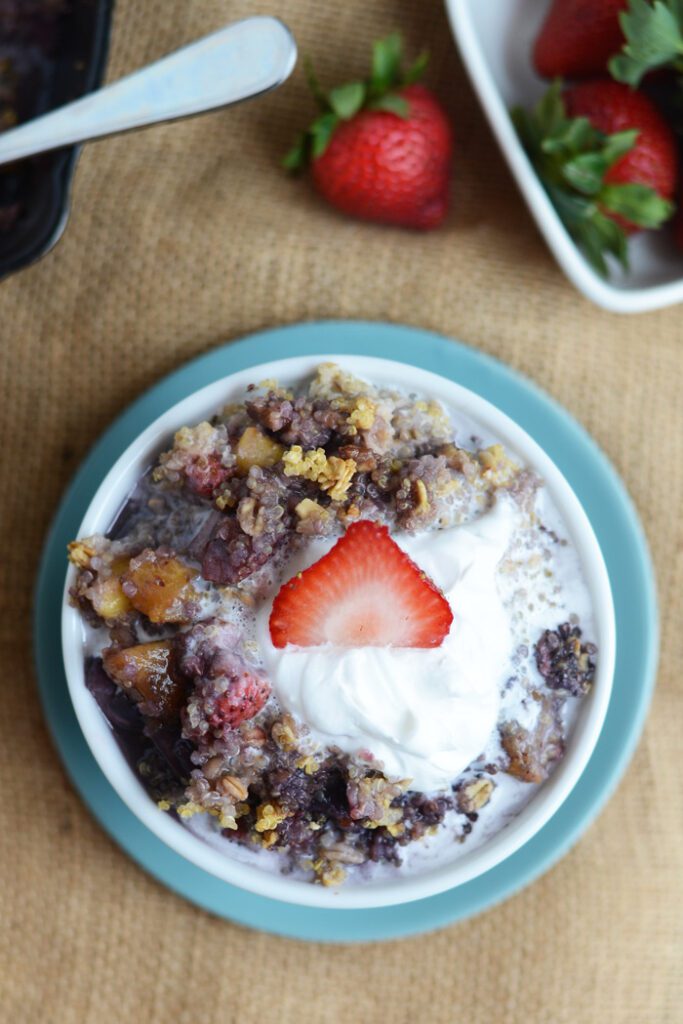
[533,0,628,79]
[512,80,676,275]
[284,33,453,229]
[564,80,678,230]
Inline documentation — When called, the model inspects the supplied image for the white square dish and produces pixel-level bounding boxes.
[446,0,683,313]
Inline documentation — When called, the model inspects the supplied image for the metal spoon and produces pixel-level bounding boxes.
[0,16,297,166]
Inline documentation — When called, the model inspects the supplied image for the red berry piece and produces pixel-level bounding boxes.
[209,671,270,730]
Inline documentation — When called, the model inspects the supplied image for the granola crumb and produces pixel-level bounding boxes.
[295,755,320,775]
[348,396,376,430]
[414,478,430,513]
[271,715,298,752]
[282,445,356,501]
[457,777,495,814]
[254,802,289,833]
[313,860,347,887]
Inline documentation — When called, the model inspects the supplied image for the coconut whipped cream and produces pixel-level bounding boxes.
[256,498,518,792]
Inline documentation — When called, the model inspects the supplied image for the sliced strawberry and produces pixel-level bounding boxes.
[269,520,453,649]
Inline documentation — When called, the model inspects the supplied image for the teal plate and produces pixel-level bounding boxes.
[34,321,658,942]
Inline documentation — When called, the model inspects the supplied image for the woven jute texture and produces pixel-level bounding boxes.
[1,1,682,1021]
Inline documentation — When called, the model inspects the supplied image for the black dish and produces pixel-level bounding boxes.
[0,0,114,282]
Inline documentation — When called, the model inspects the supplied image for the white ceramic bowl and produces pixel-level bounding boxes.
[446,0,683,314]
[62,355,615,908]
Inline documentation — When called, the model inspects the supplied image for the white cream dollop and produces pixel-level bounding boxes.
[255,500,517,792]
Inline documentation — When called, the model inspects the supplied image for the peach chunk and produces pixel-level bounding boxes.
[90,577,131,620]
[123,554,197,623]
[103,640,184,720]
[235,426,284,474]
[82,554,133,621]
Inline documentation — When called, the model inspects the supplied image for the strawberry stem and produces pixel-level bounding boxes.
[283,32,429,171]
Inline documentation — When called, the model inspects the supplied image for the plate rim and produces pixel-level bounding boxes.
[33,320,659,942]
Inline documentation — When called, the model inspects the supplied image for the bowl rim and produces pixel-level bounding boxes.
[446,0,683,315]
[61,353,616,909]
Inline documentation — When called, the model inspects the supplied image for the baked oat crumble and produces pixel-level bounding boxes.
[68,363,597,885]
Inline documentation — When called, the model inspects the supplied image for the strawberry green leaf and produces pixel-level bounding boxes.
[510,106,539,150]
[535,78,567,137]
[602,129,640,164]
[600,182,675,226]
[549,185,629,275]
[328,81,366,120]
[370,32,403,95]
[310,111,339,159]
[547,185,596,234]
[541,117,601,158]
[562,153,613,195]
[592,215,629,269]
[282,133,308,172]
[609,0,683,86]
[369,92,410,117]
[581,215,629,275]
[403,49,429,85]
[304,56,329,110]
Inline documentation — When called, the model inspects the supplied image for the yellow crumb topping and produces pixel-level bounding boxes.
[295,755,320,776]
[310,362,369,398]
[414,478,430,513]
[294,498,331,524]
[271,715,298,752]
[254,802,289,833]
[312,859,347,888]
[257,378,293,399]
[477,444,518,485]
[282,445,356,501]
[347,396,376,431]
[67,539,96,568]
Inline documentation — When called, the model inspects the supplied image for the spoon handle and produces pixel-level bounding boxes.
[0,16,296,166]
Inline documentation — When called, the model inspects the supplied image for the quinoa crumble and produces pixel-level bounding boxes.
[68,363,597,885]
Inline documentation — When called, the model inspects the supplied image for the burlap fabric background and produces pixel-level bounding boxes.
[1,1,681,1021]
